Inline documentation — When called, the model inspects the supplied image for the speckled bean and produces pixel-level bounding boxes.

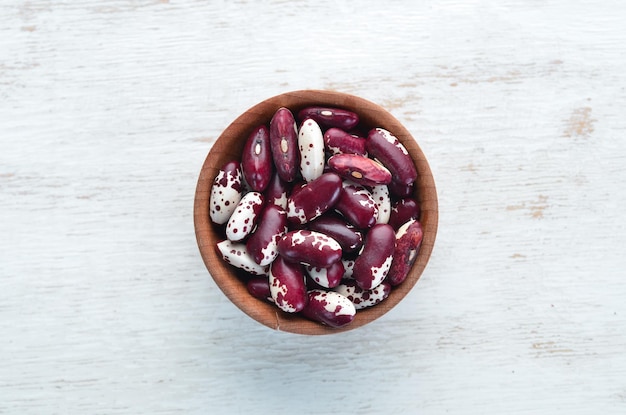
[246,204,287,266]
[352,223,396,290]
[366,128,417,186]
[277,230,342,268]
[297,106,359,131]
[269,256,308,313]
[225,191,264,242]
[387,219,423,286]
[327,153,392,187]
[209,160,243,225]
[300,289,356,327]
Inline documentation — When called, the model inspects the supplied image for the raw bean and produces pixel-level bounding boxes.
[327,153,392,187]
[247,277,273,302]
[264,172,290,210]
[297,106,360,131]
[389,198,420,230]
[241,125,273,192]
[387,219,423,286]
[305,260,345,289]
[298,118,325,182]
[209,160,243,225]
[246,204,287,266]
[352,223,396,290]
[388,178,414,198]
[269,256,308,313]
[286,173,342,225]
[269,107,299,182]
[323,128,367,156]
[334,279,391,310]
[341,258,356,279]
[277,230,342,268]
[307,212,363,253]
[366,128,417,186]
[225,191,264,242]
[300,289,356,328]
[216,239,268,276]
[334,182,378,229]
[371,184,391,224]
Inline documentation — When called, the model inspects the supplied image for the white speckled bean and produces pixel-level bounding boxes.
[300,289,356,328]
[372,184,391,224]
[334,279,391,310]
[209,160,244,225]
[225,191,264,242]
[298,118,325,182]
[216,239,268,276]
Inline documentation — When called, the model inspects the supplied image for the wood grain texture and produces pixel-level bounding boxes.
[1,0,626,413]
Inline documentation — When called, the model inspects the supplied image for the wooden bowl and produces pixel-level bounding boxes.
[194,90,438,335]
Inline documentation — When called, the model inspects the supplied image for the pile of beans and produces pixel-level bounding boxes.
[209,106,423,328]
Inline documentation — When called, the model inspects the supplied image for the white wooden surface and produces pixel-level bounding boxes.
[2,0,626,413]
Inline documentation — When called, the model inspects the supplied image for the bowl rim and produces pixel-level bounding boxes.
[194,89,438,335]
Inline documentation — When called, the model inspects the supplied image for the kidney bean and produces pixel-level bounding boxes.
[246,277,272,302]
[388,177,414,198]
[241,125,273,192]
[389,198,420,230]
[269,256,308,313]
[334,279,391,310]
[225,191,264,242]
[387,219,423,286]
[210,160,244,225]
[277,230,342,268]
[341,258,355,279]
[298,118,325,182]
[353,223,396,290]
[297,106,359,131]
[246,204,287,266]
[264,172,290,210]
[327,154,392,187]
[366,128,417,186]
[300,289,356,328]
[305,260,345,289]
[371,184,391,224]
[334,182,378,229]
[216,239,268,276]
[269,107,299,182]
[323,128,367,156]
[307,212,363,253]
[286,173,342,225]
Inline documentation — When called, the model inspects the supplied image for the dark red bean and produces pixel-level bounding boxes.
[246,204,288,266]
[328,153,392,187]
[307,212,363,253]
[366,128,417,186]
[388,178,414,198]
[246,277,272,301]
[269,256,308,313]
[387,219,423,286]
[334,183,378,229]
[389,198,421,230]
[286,173,342,224]
[277,230,342,268]
[264,172,290,210]
[269,107,299,182]
[323,128,367,156]
[297,106,359,130]
[352,223,396,290]
[241,125,273,192]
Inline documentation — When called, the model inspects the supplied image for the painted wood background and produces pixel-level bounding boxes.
[1,0,625,413]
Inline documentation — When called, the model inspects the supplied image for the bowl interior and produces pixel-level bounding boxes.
[194,90,438,335]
